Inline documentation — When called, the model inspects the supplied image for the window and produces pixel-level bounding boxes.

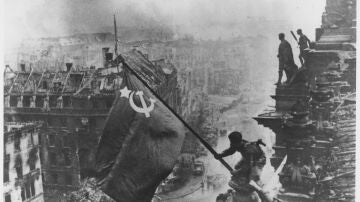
[25,184,31,200]
[21,188,25,201]
[4,154,9,182]
[15,155,23,178]
[5,193,11,202]
[10,96,17,107]
[49,152,57,165]
[21,180,35,201]
[48,135,55,146]
[28,132,34,146]
[14,132,21,151]
[28,147,38,171]
[42,81,48,89]
[16,166,23,179]
[30,181,35,197]
[63,96,71,108]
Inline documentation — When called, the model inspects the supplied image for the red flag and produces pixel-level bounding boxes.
[95,70,185,202]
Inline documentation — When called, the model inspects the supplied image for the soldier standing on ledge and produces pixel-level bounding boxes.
[277,33,297,85]
[297,29,311,66]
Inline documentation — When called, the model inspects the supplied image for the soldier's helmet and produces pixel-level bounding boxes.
[228,131,242,143]
[279,33,285,40]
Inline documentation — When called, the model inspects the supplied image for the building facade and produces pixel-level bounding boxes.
[4,122,44,202]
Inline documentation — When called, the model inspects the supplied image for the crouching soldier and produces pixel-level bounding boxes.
[215,132,266,183]
[215,131,274,201]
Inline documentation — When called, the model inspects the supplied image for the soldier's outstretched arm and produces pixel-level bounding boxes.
[215,147,236,159]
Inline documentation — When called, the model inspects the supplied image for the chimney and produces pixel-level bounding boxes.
[20,64,26,72]
[102,47,110,67]
[65,63,73,72]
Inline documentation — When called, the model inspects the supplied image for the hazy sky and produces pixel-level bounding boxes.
[4,0,326,49]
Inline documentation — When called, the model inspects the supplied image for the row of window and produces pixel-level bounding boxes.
[21,180,36,201]
[3,153,37,183]
[4,176,37,202]
[7,96,114,109]
[46,117,105,129]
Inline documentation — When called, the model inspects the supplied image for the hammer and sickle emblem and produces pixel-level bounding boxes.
[129,91,156,118]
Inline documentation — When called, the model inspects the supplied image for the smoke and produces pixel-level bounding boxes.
[4,0,325,50]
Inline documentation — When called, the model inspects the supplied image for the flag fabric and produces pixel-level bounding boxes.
[95,70,185,202]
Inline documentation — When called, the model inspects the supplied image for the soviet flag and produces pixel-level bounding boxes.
[95,70,185,202]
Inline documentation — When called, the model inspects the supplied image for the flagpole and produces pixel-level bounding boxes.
[120,57,233,172]
[114,14,118,56]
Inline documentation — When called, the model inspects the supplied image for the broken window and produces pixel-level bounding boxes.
[4,193,11,202]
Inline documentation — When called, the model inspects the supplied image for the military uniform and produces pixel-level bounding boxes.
[217,139,266,183]
[298,34,310,66]
[277,40,297,84]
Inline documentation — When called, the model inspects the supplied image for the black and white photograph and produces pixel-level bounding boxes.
[1,0,357,201]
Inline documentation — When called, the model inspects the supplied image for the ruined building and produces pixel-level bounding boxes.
[4,48,181,201]
[4,122,44,202]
